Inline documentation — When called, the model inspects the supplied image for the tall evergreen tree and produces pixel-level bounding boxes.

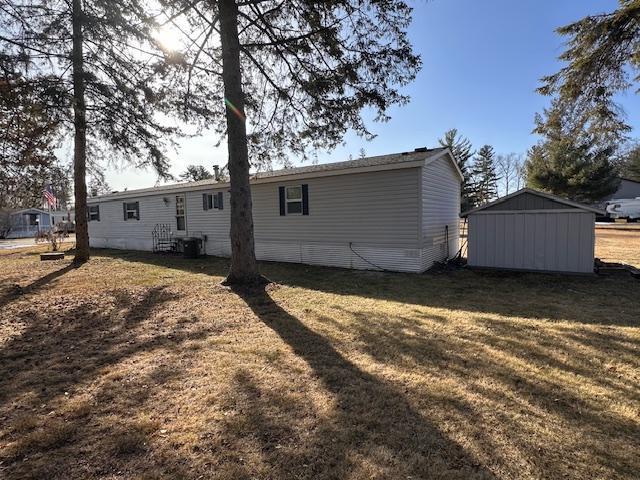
[527,102,620,203]
[438,129,474,210]
[619,142,640,181]
[538,0,639,147]
[469,145,499,206]
[0,0,180,262]
[163,0,421,284]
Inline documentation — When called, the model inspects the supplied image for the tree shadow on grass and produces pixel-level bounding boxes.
[0,284,211,479]
[231,284,496,479]
[307,305,639,478]
[94,249,640,327]
[0,262,79,309]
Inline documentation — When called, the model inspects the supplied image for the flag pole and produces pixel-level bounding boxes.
[48,183,53,236]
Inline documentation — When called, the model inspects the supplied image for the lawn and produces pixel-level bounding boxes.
[0,230,638,479]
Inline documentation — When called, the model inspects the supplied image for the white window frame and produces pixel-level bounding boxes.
[206,193,219,210]
[125,202,138,220]
[176,195,186,231]
[89,205,99,221]
[285,185,303,215]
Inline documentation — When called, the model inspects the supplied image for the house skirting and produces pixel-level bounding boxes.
[89,236,455,273]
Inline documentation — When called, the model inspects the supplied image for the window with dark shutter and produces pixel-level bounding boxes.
[285,186,303,214]
[302,184,309,215]
[203,192,224,211]
[279,186,286,216]
[89,205,100,221]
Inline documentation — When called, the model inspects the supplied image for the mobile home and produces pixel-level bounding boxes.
[7,208,75,238]
[88,148,462,273]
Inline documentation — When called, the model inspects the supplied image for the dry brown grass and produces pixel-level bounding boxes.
[596,228,640,268]
[0,230,638,479]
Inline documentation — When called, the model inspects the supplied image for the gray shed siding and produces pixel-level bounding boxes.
[483,192,579,211]
[89,167,427,272]
[467,211,595,273]
[421,155,461,269]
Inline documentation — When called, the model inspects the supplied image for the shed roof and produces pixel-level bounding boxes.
[461,188,605,217]
[89,147,458,202]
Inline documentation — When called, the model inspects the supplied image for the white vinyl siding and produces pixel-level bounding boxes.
[253,168,420,247]
[88,158,463,273]
[421,155,461,269]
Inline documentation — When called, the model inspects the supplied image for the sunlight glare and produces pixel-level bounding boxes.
[155,25,184,53]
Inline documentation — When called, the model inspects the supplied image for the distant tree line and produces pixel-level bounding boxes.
[439,129,526,210]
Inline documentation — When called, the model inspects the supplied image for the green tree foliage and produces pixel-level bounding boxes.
[88,170,112,197]
[525,142,620,204]
[539,0,640,146]
[0,161,72,210]
[162,0,421,283]
[0,73,72,209]
[0,0,181,261]
[180,165,214,182]
[618,142,640,181]
[528,102,620,203]
[469,145,500,206]
[438,129,474,210]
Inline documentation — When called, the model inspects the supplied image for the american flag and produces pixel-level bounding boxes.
[43,184,57,208]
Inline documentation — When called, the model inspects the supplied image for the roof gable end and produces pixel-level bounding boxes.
[461,188,605,216]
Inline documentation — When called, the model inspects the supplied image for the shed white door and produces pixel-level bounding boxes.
[467,211,595,273]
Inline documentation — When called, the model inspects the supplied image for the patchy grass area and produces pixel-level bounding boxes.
[596,228,640,268]
[0,230,638,479]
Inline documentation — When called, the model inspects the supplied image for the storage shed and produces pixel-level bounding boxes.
[462,189,604,274]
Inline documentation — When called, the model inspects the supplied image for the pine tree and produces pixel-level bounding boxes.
[526,142,621,203]
[163,0,421,284]
[439,129,474,211]
[527,102,620,203]
[619,142,640,181]
[0,0,181,262]
[180,165,214,182]
[538,1,639,147]
[469,145,500,206]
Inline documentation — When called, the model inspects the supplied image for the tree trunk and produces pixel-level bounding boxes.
[218,0,261,285]
[71,0,89,263]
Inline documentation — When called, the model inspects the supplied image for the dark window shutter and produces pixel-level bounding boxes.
[96,206,100,222]
[202,193,208,210]
[217,192,223,210]
[123,203,127,221]
[302,184,309,215]
[279,186,286,216]
[135,202,140,220]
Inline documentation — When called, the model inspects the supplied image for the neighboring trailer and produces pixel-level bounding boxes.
[7,208,75,239]
[462,189,604,274]
[88,148,463,273]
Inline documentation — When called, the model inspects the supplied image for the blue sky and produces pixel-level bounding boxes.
[104,0,640,190]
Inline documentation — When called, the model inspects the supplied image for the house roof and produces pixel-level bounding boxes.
[461,188,606,217]
[11,208,49,215]
[89,147,457,202]
[11,208,71,215]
